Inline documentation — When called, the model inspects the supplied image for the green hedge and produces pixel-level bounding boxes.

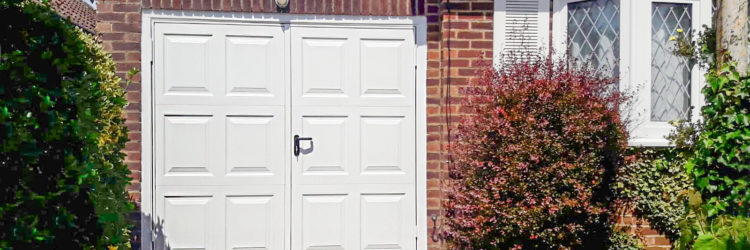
[0,0,133,248]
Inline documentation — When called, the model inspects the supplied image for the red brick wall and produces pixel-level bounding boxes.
[424,1,493,249]
[96,0,671,248]
[142,0,412,15]
[96,0,143,246]
[96,0,143,212]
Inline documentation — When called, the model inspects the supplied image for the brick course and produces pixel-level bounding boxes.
[96,0,672,248]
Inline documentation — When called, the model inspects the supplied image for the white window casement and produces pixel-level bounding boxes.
[550,0,712,146]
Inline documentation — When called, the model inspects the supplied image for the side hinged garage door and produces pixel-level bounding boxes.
[152,19,417,250]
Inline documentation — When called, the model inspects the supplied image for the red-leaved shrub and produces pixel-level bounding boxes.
[443,57,629,249]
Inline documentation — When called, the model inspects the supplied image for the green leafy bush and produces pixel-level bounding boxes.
[443,57,630,249]
[675,191,750,250]
[673,25,749,217]
[670,21,750,249]
[0,0,133,248]
[615,121,698,242]
[687,62,750,217]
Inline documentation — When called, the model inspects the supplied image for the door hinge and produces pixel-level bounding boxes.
[413,27,417,44]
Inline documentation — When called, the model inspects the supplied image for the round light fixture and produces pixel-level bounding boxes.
[275,0,289,8]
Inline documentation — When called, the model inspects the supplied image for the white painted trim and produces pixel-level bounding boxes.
[551,0,710,147]
[414,17,428,250]
[140,10,428,250]
[139,12,154,248]
[493,0,551,66]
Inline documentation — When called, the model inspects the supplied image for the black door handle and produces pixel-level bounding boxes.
[294,135,312,157]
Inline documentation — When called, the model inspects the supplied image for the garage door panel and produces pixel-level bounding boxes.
[360,38,403,96]
[300,37,351,99]
[226,195,279,250]
[358,108,415,184]
[159,195,215,250]
[360,115,406,176]
[299,115,349,176]
[156,106,285,186]
[360,193,409,250]
[223,186,286,250]
[359,184,415,250]
[225,114,283,178]
[156,106,222,186]
[163,115,214,176]
[156,23,222,103]
[292,27,355,106]
[299,193,354,250]
[358,29,415,107]
[225,34,284,104]
[163,34,214,97]
[155,186,285,250]
[292,26,414,107]
[155,23,285,106]
[294,107,414,185]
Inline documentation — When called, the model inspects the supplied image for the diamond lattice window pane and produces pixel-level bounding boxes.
[651,3,693,122]
[567,0,620,78]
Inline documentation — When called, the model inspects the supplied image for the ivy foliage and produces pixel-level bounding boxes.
[0,0,133,248]
[614,121,697,242]
[675,191,750,250]
[608,230,643,250]
[687,62,750,217]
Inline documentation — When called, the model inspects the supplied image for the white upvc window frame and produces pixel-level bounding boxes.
[552,0,712,146]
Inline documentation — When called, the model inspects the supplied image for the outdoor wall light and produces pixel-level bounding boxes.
[275,0,289,8]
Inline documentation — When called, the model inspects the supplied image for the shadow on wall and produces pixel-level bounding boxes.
[132,213,167,250]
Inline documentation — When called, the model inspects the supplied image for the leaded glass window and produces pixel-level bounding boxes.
[567,0,620,77]
[651,3,693,122]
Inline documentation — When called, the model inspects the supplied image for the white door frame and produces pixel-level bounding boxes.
[140,10,428,250]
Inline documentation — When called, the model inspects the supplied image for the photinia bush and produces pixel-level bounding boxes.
[443,56,630,249]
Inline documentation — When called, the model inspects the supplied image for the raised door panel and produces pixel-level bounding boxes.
[301,194,348,250]
[155,23,222,105]
[156,106,221,186]
[291,27,356,106]
[299,115,349,176]
[291,27,414,107]
[358,184,415,250]
[163,115,213,176]
[154,23,285,106]
[358,29,415,107]
[357,108,415,184]
[223,106,286,185]
[301,38,349,98]
[156,106,286,186]
[225,194,283,250]
[223,25,285,106]
[291,187,357,250]
[156,192,217,250]
[360,193,409,250]
[162,34,214,97]
[224,108,284,184]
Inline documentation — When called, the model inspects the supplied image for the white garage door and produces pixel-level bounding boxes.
[152,21,417,250]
